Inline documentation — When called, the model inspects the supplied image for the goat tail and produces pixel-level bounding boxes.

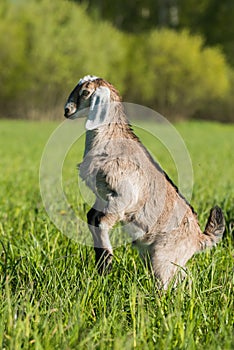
[200,206,225,250]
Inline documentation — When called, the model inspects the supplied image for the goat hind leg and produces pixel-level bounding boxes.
[87,207,114,274]
[149,240,192,289]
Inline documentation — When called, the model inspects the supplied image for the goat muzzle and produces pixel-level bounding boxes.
[64,101,77,118]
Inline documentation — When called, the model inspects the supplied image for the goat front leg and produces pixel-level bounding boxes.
[87,207,117,274]
[87,184,136,274]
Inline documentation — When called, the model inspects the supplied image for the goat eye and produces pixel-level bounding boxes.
[82,90,90,97]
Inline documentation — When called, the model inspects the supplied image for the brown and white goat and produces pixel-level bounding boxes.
[64,75,225,289]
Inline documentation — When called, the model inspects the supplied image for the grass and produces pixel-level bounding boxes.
[0,119,233,350]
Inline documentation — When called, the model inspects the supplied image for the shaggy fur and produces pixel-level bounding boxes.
[64,76,225,289]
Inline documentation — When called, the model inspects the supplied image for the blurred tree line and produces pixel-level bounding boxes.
[75,0,234,66]
[0,0,233,121]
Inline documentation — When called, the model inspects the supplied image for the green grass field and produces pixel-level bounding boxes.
[0,119,233,350]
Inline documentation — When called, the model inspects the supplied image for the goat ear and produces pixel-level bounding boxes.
[85,86,110,130]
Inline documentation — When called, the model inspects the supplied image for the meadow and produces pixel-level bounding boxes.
[0,119,233,349]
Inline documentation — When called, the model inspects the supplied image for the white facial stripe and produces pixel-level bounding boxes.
[78,75,99,86]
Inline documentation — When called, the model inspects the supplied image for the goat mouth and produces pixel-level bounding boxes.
[65,109,88,120]
[65,110,79,119]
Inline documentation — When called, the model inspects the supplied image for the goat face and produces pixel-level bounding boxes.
[64,75,121,128]
[64,80,97,119]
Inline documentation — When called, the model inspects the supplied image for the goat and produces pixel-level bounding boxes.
[64,75,225,289]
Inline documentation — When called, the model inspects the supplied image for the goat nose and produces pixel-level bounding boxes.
[64,107,70,117]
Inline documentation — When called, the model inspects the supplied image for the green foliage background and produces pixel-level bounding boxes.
[0,0,233,121]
